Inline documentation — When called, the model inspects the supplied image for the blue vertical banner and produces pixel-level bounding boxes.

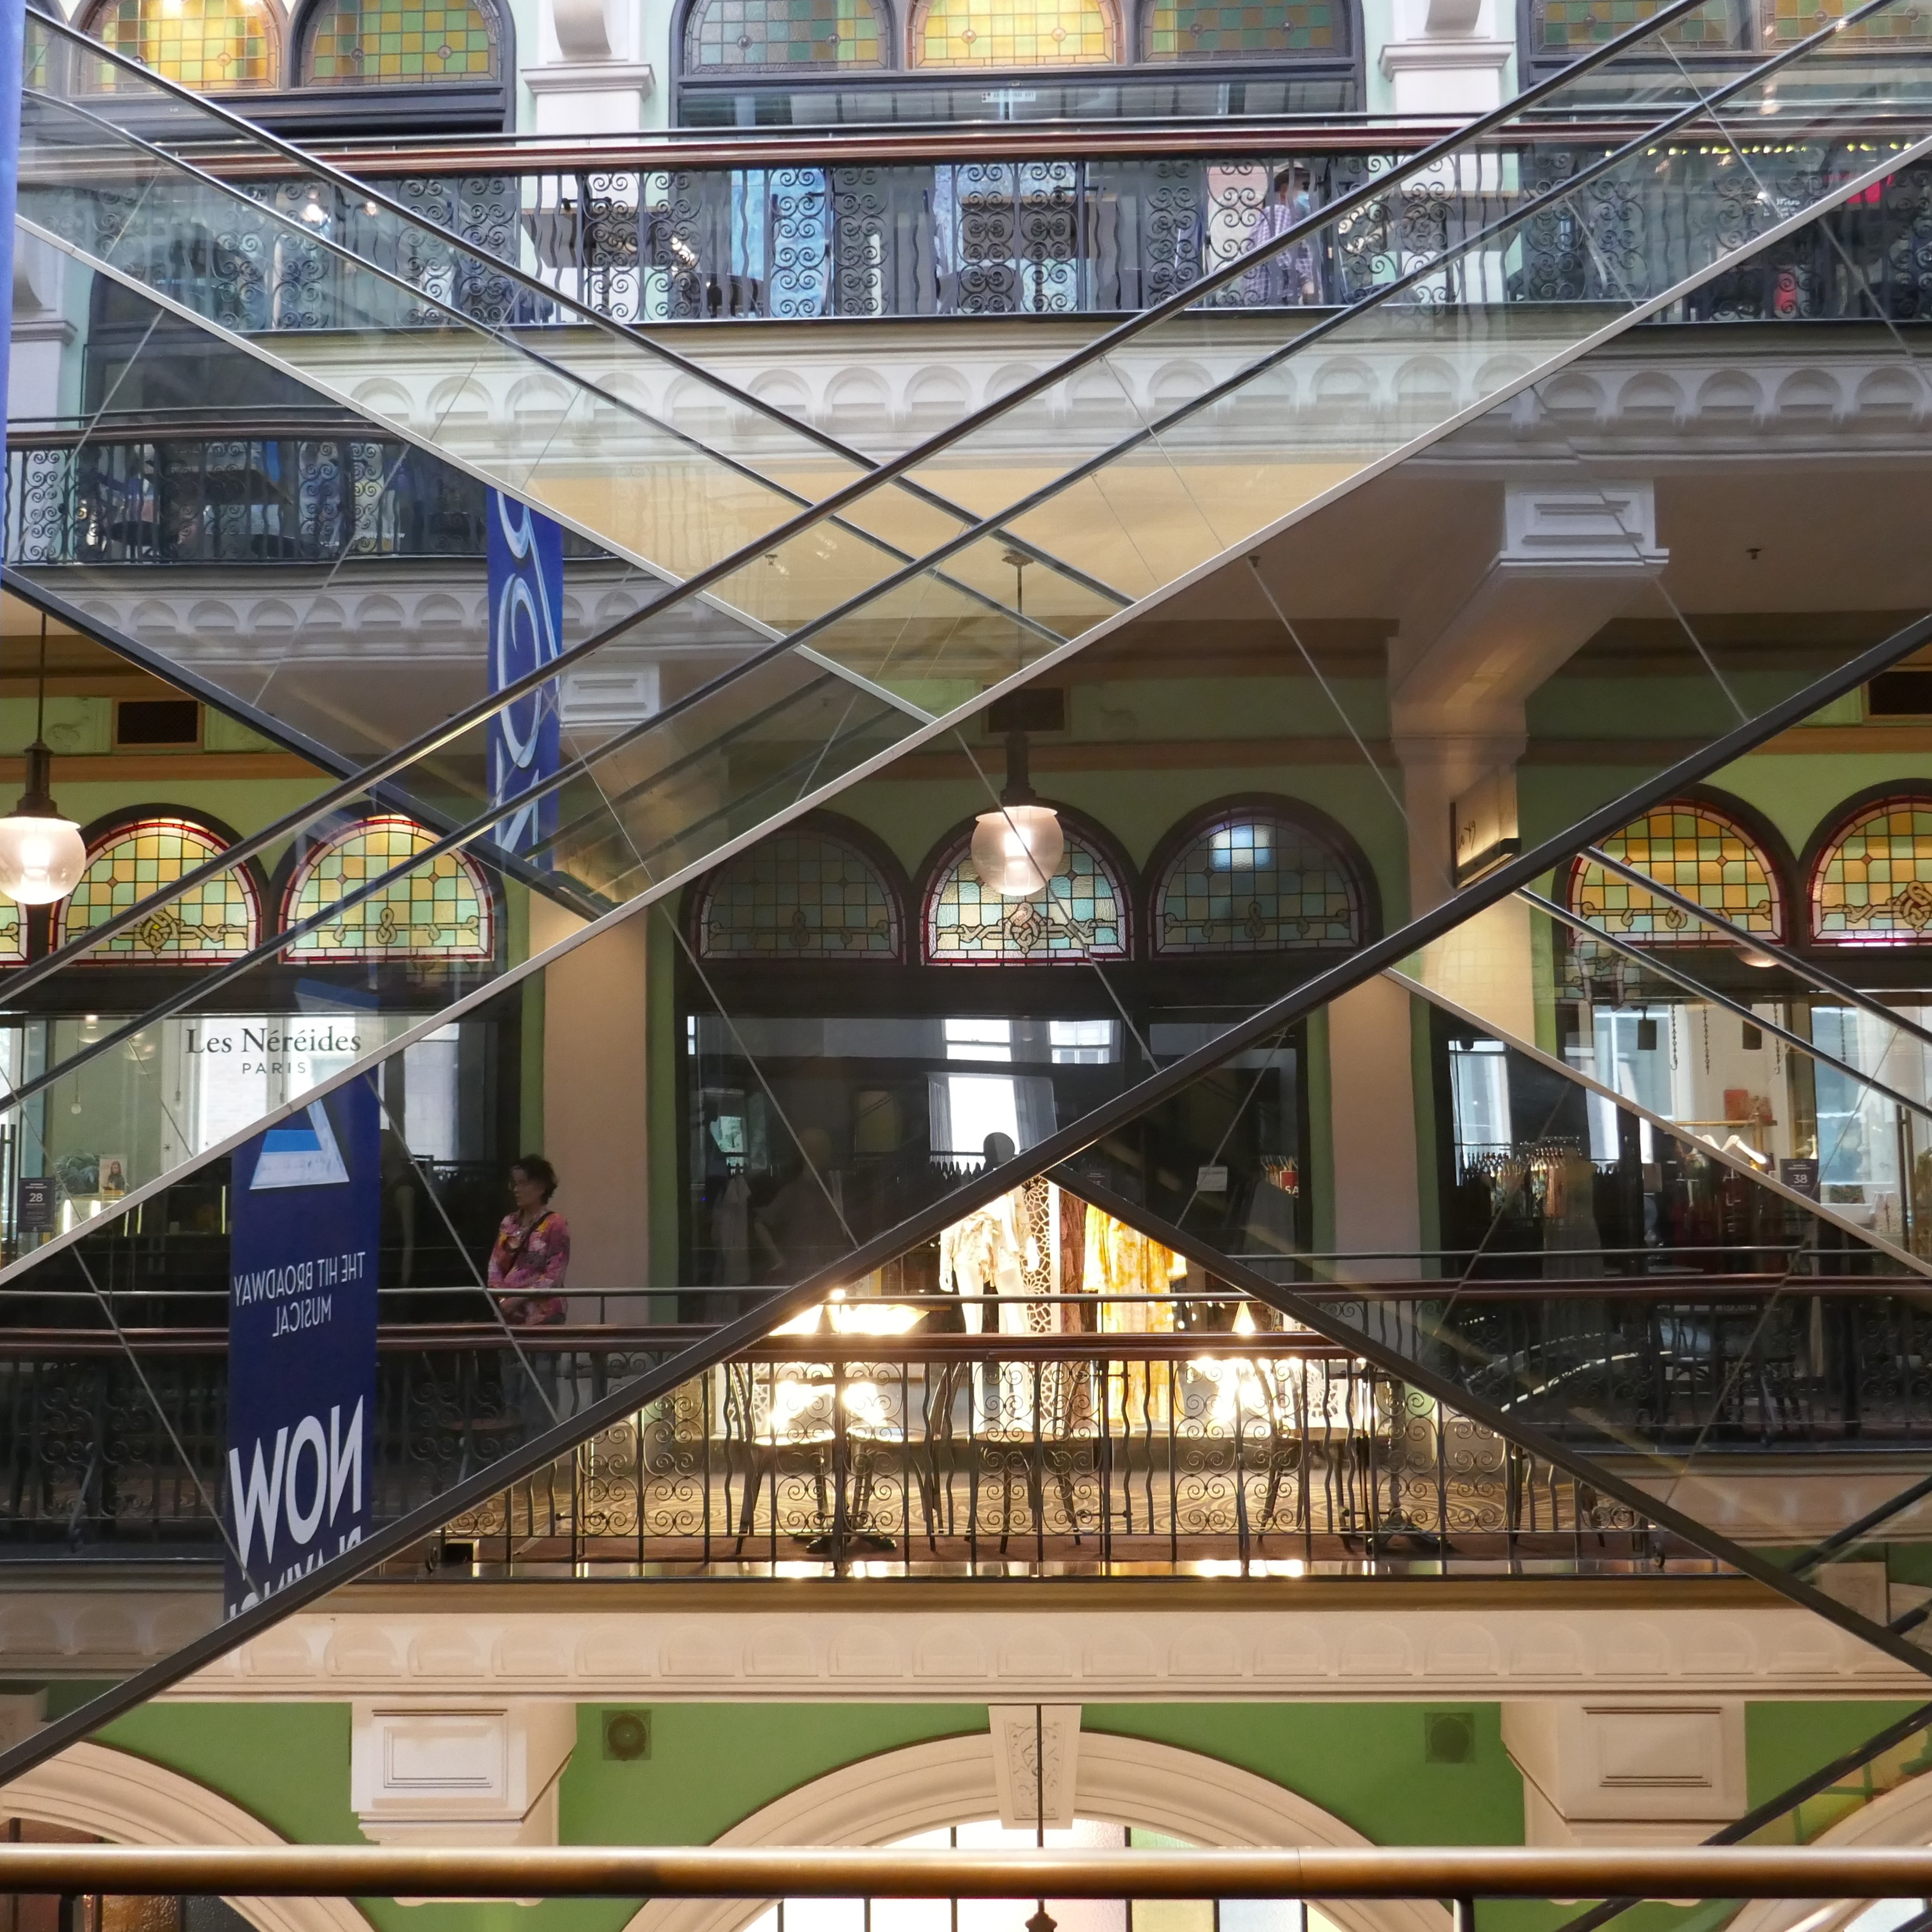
[486,490,564,866]
[0,0,26,482]
[224,1079,380,1618]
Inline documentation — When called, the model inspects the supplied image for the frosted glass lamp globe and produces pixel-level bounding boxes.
[970,804,1064,898]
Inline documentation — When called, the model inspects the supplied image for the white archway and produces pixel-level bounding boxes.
[4,1740,368,1932]
[1726,1765,1932,1932]
[625,1731,1447,1932]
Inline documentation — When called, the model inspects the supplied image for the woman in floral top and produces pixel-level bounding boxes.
[488,1156,570,1325]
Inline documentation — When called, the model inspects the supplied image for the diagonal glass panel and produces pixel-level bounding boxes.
[7,148,1932,1786]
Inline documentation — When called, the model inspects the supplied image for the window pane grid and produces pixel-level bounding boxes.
[62,817,259,962]
[925,834,1128,964]
[698,831,899,957]
[1145,0,1331,55]
[1568,804,1781,943]
[284,815,493,959]
[686,0,885,69]
[304,0,499,80]
[1155,812,1358,953]
[1813,797,1932,942]
[94,0,274,87]
[912,0,1116,66]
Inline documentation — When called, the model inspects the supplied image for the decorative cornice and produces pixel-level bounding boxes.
[158,1599,1926,1702]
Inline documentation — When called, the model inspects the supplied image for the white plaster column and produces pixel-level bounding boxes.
[1376,0,1512,116]
[1326,975,1424,1280]
[530,896,653,1310]
[523,0,654,134]
[10,231,75,424]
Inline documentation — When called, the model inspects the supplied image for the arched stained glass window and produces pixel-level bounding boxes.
[0,904,24,968]
[302,0,499,81]
[910,0,1114,65]
[684,0,885,68]
[925,830,1128,964]
[1531,0,1742,49]
[1145,0,1332,57]
[282,816,493,961]
[697,829,900,958]
[1567,803,1782,943]
[1153,811,1359,954]
[88,0,279,86]
[1811,797,1932,942]
[63,818,260,962]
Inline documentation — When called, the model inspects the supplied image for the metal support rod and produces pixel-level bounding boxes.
[0,1847,1928,1898]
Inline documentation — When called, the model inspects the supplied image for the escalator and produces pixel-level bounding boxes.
[11,0,1932,1237]
[8,0,1932,1785]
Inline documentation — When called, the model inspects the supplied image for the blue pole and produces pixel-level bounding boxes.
[0,0,23,486]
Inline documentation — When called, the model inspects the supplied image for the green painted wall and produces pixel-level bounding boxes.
[92,1692,1932,1932]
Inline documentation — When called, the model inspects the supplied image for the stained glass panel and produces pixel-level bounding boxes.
[1154,813,1358,953]
[0,903,24,968]
[1568,803,1782,942]
[698,831,899,957]
[284,816,493,960]
[1145,0,1332,56]
[1812,797,1932,942]
[685,0,884,68]
[1762,0,1932,45]
[63,818,259,962]
[303,0,498,81]
[92,0,276,87]
[1531,0,1742,48]
[925,833,1128,964]
[911,0,1114,66]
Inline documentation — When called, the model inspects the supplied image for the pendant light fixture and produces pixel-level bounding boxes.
[970,726,1064,898]
[0,614,87,906]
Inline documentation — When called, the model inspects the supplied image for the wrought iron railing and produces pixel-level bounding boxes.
[53,137,1932,333]
[10,1279,1930,1575]
[2,431,489,568]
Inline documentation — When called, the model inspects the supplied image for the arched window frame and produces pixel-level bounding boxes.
[919,810,1134,967]
[60,809,266,965]
[1565,793,1789,945]
[679,0,893,73]
[907,0,1117,65]
[80,0,286,87]
[294,0,503,84]
[688,814,908,962]
[1803,784,1932,946]
[1145,795,1377,957]
[276,813,497,963]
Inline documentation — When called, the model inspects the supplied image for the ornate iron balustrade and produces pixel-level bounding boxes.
[8,1281,1929,1577]
[37,138,1932,333]
[3,431,492,568]
[430,1322,1685,1579]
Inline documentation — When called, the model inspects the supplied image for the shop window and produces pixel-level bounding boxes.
[1153,810,1360,954]
[696,828,900,958]
[86,0,280,86]
[301,0,500,81]
[924,829,1129,964]
[282,815,493,961]
[684,0,885,68]
[910,0,1115,66]
[1567,802,1782,943]
[1810,795,1932,943]
[1529,0,1744,52]
[63,817,260,962]
[1143,0,1333,56]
